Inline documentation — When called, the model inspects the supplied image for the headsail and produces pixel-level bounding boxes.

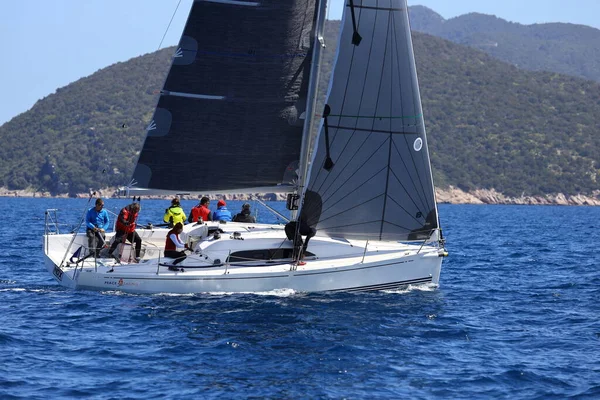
[131,0,319,194]
[303,0,439,241]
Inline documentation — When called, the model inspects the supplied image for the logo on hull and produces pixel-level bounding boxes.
[53,266,63,281]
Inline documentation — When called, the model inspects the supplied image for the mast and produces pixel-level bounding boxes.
[293,0,329,220]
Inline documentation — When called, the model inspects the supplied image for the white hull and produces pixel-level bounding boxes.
[44,222,443,294]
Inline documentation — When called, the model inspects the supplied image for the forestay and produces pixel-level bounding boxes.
[131,0,319,193]
[303,0,439,241]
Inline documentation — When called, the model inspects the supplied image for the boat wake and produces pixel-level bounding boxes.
[383,282,438,294]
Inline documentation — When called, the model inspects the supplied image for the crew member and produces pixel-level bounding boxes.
[163,197,186,227]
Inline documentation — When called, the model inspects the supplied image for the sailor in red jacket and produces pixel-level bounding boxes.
[109,202,142,262]
[189,196,212,223]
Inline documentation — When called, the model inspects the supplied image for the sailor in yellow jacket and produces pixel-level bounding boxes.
[163,197,187,227]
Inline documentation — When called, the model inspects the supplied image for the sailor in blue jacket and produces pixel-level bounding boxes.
[213,199,232,222]
[86,198,110,257]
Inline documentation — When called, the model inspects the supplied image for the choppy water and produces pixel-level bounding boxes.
[1,198,599,399]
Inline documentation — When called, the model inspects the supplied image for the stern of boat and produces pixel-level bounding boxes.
[43,233,79,289]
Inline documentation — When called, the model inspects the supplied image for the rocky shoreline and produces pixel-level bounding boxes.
[2,186,599,206]
[435,186,600,206]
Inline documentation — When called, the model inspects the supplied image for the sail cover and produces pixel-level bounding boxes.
[131,0,319,193]
[303,0,439,241]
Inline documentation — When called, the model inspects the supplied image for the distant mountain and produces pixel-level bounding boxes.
[409,5,600,83]
[0,22,599,197]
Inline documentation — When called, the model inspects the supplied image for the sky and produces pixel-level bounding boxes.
[1,0,599,126]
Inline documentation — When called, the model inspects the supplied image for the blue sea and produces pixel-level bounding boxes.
[1,197,599,399]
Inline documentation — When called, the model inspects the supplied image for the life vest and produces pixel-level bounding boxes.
[164,205,186,225]
[165,228,181,251]
[116,207,138,233]
[190,205,211,222]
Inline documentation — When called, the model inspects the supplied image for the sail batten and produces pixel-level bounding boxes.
[161,91,226,100]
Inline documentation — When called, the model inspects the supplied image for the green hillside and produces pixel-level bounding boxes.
[0,24,598,197]
[414,32,600,196]
[0,49,171,195]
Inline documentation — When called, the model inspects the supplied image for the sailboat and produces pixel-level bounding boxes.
[43,0,447,294]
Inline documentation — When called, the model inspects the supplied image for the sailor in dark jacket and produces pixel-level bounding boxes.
[232,203,256,223]
[284,216,316,262]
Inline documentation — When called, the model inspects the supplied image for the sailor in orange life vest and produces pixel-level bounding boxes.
[164,222,189,270]
[189,196,212,223]
[108,202,142,262]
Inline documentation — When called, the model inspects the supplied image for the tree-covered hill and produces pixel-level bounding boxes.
[409,5,600,84]
[414,32,600,196]
[0,49,172,195]
[0,23,599,197]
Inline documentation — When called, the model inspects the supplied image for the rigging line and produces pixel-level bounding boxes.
[398,133,432,213]
[318,136,390,204]
[412,95,437,207]
[377,219,430,235]
[195,49,308,60]
[318,193,385,224]
[388,163,428,219]
[318,164,389,217]
[309,8,362,190]
[277,0,314,102]
[131,0,184,126]
[396,8,434,213]
[327,113,423,119]
[390,10,434,213]
[326,125,421,133]
[157,0,184,52]
[414,140,435,210]
[322,105,335,171]
[312,3,376,193]
[407,226,436,233]
[385,194,427,226]
[388,169,428,220]
[385,1,420,212]
[390,139,430,212]
[348,0,363,45]
[313,128,385,195]
[318,218,419,238]
[312,39,354,186]
[283,55,310,99]
[318,173,425,230]
[319,218,381,228]
[352,5,404,12]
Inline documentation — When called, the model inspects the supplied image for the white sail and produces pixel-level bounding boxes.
[303,0,439,241]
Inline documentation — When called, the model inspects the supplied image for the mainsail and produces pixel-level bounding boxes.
[303,0,439,241]
[131,0,319,193]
